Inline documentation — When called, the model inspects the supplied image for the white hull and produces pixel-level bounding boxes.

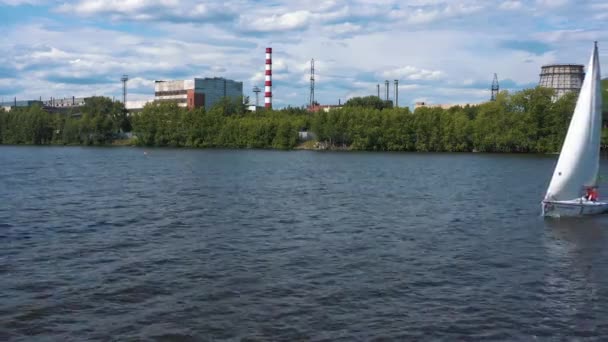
[542,199,608,217]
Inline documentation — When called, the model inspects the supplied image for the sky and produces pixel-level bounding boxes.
[0,0,607,109]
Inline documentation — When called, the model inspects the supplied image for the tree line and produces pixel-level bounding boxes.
[0,97,129,146]
[1,87,606,153]
[130,98,307,149]
[314,89,580,153]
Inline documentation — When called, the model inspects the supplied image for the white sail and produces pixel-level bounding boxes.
[545,43,603,202]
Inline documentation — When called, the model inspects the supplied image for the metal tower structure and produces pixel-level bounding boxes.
[394,79,399,108]
[252,86,261,107]
[309,59,315,108]
[491,73,499,101]
[121,75,129,104]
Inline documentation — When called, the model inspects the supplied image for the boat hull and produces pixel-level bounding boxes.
[542,199,608,217]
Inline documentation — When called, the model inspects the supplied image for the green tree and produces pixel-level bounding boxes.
[344,96,392,110]
[0,87,586,153]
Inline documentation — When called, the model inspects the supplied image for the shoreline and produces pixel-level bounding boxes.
[0,142,575,155]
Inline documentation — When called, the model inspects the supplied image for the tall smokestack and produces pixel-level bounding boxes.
[377,84,380,98]
[385,80,389,102]
[394,80,398,108]
[265,47,272,109]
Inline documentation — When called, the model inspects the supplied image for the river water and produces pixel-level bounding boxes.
[1,146,608,340]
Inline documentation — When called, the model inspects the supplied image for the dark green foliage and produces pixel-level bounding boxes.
[130,100,306,149]
[602,78,608,118]
[344,96,393,110]
[0,87,604,152]
[0,96,128,145]
[0,105,54,144]
[603,79,608,148]
[314,87,581,153]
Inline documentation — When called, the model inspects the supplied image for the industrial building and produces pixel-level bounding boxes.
[307,104,343,113]
[0,100,43,112]
[414,102,478,110]
[43,97,88,107]
[154,77,243,110]
[538,64,585,98]
[126,100,153,112]
[1,97,90,110]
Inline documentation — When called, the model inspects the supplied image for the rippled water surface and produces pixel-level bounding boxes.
[2,146,608,340]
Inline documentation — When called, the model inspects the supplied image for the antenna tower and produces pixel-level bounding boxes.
[253,86,261,107]
[309,59,315,108]
[491,73,499,101]
[121,74,129,105]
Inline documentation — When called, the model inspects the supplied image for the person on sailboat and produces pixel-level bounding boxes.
[585,187,599,202]
[589,187,599,202]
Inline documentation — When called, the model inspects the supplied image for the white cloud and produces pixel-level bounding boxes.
[56,0,237,22]
[592,2,608,10]
[533,29,608,45]
[0,0,42,5]
[389,1,485,24]
[239,10,312,32]
[535,0,570,8]
[324,22,362,36]
[382,66,444,81]
[499,1,522,10]
[2,0,607,108]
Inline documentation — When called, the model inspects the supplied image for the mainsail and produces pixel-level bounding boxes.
[545,42,603,202]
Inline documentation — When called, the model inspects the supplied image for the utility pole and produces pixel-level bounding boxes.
[309,59,315,108]
[491,73,499,101]
[394,79,399,108]
[121,75,129,105]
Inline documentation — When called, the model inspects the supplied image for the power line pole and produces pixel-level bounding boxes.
[309,59,315,108]
[394,79,399,108]
[253,86,261,107]
[121,75,129,105]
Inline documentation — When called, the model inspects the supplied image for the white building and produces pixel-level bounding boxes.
[414,102,479,110]
[126,100,153,112]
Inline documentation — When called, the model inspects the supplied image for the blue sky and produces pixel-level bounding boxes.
[1,0,607,108]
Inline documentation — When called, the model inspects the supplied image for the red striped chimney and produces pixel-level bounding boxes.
[265,47,272,109]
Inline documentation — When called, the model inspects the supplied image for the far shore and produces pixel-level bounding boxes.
[0,140,587,155]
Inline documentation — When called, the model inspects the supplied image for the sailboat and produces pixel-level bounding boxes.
[542,42,607,217]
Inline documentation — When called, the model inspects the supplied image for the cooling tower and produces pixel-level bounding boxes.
[538,64,585,98]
